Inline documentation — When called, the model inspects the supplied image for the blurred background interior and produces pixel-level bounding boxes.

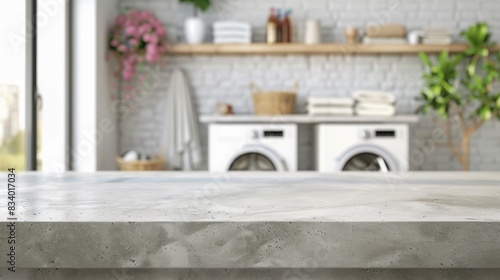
[1,0,499,173]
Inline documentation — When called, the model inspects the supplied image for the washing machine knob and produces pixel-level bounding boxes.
[250,130,259,140]
[360,130,371,139]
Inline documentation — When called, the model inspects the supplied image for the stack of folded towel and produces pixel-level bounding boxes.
[422,27,451,45]
[213,21,252,44]
[362,24,407,44]
[354,91,396,117]
[307,97,355,116]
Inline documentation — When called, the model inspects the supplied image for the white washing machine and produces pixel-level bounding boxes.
[209,124,298,172]
[316,124,409,172]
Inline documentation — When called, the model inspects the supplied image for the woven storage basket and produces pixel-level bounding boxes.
[250,82,297,115]
[116,156,165,171]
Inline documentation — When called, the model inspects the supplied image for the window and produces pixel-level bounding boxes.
[0,0,70,171]
[0,1,29,170]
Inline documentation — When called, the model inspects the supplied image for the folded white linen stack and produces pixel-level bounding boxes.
[213,21,252,44]
[307,97,355,116]
[354,91,396,117]
[423,27,452,45]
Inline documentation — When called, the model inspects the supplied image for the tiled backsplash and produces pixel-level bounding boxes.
[116,0,500,171]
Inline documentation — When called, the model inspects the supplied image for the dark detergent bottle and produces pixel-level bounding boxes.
[276,9,283,42]
[282,9,293,43]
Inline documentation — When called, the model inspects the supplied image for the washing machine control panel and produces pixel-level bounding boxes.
[360,129,396,139]
[375,130,396,137]
[248,130,285,139]
[264,130,284,138]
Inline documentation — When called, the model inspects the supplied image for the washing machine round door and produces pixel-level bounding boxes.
[226,145,286,171]
[335,145,398,172]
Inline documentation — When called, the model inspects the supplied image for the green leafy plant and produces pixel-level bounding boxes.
[180,0,211,14]
[419,23,500,170]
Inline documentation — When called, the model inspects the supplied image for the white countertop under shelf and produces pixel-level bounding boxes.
[199,114,419,124]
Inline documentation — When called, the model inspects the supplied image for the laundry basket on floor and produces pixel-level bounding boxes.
[116,156,165,171]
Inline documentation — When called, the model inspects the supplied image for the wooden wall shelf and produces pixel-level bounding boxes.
[165,43,500,55]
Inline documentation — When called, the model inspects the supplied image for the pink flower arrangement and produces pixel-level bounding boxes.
[109,10,167,81]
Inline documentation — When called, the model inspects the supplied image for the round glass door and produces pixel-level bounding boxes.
[229,153,276,171]
[342,153,390,171]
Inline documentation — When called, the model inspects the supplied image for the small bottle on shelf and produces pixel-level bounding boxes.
[266,7,278,44]
[276,9,283,43]
[282,9,293,43]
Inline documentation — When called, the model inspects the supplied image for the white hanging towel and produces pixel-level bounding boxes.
[353,91,396,104]
[166,69,202,170]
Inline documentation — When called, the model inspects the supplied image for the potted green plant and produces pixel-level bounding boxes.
[419,23,500,170]
[180,0,211,44]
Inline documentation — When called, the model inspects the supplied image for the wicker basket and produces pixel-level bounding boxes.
[116,156,165,171]
[250,82,297,115]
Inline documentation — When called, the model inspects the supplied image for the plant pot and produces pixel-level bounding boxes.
[184,17,205,44]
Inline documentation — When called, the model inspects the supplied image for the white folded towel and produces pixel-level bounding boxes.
[213,21,252,33]
[166,69,202,170]
[355,108,396,117]
[214,38,252,44]
[214,31,252,38]
[355,106,396,117]
[353,91,396,104]
[213,21,253,44]
[356,102,395,111]
[213,31,252,44]
[307,106,354,116]
[308,97,355,107]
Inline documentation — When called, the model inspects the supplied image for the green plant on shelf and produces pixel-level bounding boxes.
[419,23,500,171]
[180,0,211,15]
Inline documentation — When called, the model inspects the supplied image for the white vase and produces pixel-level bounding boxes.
[184,17,205,44]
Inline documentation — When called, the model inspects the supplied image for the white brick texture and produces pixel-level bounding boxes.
[116,0,500,171]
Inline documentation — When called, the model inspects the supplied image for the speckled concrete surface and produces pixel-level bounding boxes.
[1,221,499,269]
[1,172,500,222]
[0,172,499,273]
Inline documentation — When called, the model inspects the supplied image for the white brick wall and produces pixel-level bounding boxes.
[116,0,500,171]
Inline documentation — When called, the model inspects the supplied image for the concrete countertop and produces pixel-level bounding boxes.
[1,172,499,270]
[199,115,420,124]
[2,172,499,222]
